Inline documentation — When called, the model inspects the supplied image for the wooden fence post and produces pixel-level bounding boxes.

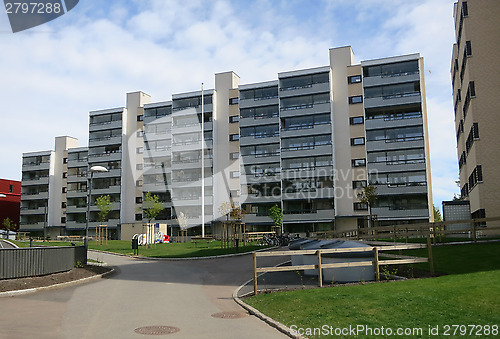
[427,236,435,276]
[253,252,258,295]
[374,247,380,282]
[317,250,323,288]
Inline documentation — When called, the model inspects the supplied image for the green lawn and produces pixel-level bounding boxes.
[12,240,267,258]
[246,242,500,338]
[394,242,500,275]
[247,270,500,338]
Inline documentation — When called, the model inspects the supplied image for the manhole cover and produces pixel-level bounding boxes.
[211,311,249,319]
[134,326,180,335]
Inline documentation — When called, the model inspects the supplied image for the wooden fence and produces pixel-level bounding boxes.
[315,216,500,243]
[252,240,433,295]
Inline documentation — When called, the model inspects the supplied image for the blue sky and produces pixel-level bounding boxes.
[0,0,459,208]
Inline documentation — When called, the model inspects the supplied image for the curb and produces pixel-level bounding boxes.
[0,266,115,298]
[232,278,306,339]
[89,246,279,261]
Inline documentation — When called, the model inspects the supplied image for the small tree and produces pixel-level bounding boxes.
[219,201,246,221]
[433,205,443,222]
[95,195,112,223]
[2,218,15,234]
[142,192,164,224]
[357,185,378,228]
[269,204,284,234]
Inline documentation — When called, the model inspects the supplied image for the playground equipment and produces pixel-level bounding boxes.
[132,232,169,246]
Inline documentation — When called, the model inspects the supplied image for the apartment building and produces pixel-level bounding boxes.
[0,179,21,230]
[451,0,500,225]
[20,46,433,238]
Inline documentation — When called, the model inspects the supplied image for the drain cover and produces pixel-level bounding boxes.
[134,326,180,335]
[211,311,249,319]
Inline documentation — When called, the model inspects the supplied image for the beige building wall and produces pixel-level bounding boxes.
[452,0,500,224]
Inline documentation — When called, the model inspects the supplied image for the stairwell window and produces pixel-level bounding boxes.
[349,95,363,104]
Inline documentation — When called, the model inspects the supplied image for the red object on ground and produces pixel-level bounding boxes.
[164,234,170,243]
[0,179,21,231]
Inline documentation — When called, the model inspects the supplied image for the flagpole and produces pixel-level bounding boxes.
[201,83,205,238]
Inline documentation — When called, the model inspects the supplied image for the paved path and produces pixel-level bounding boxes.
[0,251,289,339]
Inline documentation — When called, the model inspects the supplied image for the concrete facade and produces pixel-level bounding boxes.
[451,0,500,224]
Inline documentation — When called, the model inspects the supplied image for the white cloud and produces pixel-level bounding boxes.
[0,0,460,209]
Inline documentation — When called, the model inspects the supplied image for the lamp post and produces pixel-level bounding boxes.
[85,165,108,249]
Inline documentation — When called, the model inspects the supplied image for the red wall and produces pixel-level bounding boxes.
[0,179,21,231]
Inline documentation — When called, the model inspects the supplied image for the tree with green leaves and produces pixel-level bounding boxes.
[268,204,284,234]
[2,218,16,236]
[142,192,164,224]
[433,205,443,222]
[95,195,112,223]
[357,185,378,228]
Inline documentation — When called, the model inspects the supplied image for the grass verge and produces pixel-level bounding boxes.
[246,270,500,338]
[245,242,500,338]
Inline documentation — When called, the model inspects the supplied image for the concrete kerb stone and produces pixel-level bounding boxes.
[89,246,279,261]
[232,277,306,339]
[0,266,115,298]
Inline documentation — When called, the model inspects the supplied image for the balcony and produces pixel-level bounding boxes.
[21,192,49,200]
[372,207,429,220]
[20,207,46,215]
[363,93,421,109]
[22,162,50,170]
[88,152,121,162]
[239,97,279,109]
[239,194,280,204]
[172,158,213,170]
[365,116,423,131]
[367,161,426,174]
[21,177,49,186]
[89,120,122,132]
[280,123,331,139]
[283,209,335,223]
[282,188,335,201]
[66,190,88,198]
[366,139,424,152]
[363,72,420,88]
[373,184,428,196]
[281,144,332,158]
[66,205,87,214]
[279,82,330,98]
[280,102,331,118]
[240,154,280,165]
[239,117,279,128]
[240,136,279,147]
[281,167,333,179]
[89,136,122,147]
[91,185,121,195]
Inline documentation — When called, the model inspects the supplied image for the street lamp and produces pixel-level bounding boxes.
[85,165,108,249]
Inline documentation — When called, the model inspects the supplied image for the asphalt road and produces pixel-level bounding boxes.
[0,251,289,339]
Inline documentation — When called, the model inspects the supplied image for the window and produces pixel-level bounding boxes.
[465,41,472,57]
[229,134,239,141]
[352,180,367,189]
[63,158,68,164]
[9,185,13,193]
[351,137,365,146]
[353,202,368,211]
[468,165,483,190]
[229,97,239,105]
[137,115,144,122]
[136,213,143,221]
[462,1,468,17]
[230,152,239,160]
[350,116,364,125]
[230,190,240,197]
[63,172,67,178]
[136,180,143,187]
[137,147,144,154]
[348,75,362,84]
[137,130,144,137]
[469,81,476,97]
[349,96,363,104]
[229,115,239,123]
[136,197,142,204]
[61,217,66,223]
[136,164,143,170]
[240,87,278,100]
[230,171,240,178]
[62,187,67,193]
[61,202,66,208]
[352,158,366,167]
